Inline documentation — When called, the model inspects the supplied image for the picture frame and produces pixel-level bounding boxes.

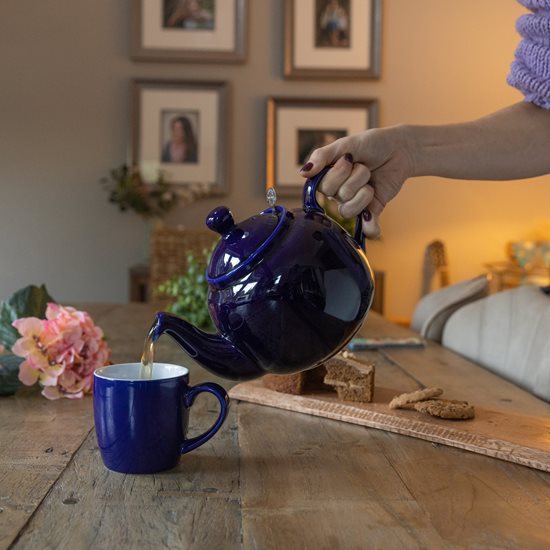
[284,0,382,79]
[266,97,378,196]
[132,80,229,195]
[131,0,247,63]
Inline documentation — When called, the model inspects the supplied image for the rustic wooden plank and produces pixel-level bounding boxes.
[229,380,550,472]
[6,303,550,548]
[11,396,242,550]
[363,311,417,340]
[357,349,420,392]
[237,392,550,548]
[0,389,93,549]
[377,343,550,417]
[0,304,129,549]
[374,430,550,548]
[242,504,442,550]
[237,402,447,548]
[361,313,550,417]
[74,303,120,321]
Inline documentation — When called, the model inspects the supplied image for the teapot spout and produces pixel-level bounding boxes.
[151,312,264,381]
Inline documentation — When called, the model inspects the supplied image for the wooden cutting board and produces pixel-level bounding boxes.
[229,380,550,472]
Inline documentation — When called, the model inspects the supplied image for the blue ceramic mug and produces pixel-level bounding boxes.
[93,363,229,474]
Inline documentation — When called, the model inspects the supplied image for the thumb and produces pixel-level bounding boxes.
[361,210,382,240]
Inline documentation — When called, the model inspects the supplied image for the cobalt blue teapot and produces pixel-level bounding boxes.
[151,167,375,380]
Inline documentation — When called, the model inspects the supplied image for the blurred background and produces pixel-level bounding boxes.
[0,0,548,322]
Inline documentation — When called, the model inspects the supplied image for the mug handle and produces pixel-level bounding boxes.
[181,382,230,454]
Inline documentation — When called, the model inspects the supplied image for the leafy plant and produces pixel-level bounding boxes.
[100,164,178,219]
[0,355,23,396]
[157,247,214,331]
[0,284,55,352]
[0,284,55,396]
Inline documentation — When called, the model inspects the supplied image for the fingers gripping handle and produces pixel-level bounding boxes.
[303,166,366,249]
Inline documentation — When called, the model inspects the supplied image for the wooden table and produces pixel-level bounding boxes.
[1,304,549,549]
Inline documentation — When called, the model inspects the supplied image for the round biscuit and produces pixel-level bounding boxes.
[389,387,444,409]
[414,399,475,420]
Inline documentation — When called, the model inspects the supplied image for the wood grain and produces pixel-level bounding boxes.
[373,430,550,548]
[0,304,126,549]
[236,383,550,548]
[238,401,447,549]
[0,388,93,549]
[237,398,550,548]
[229,380,550,472]
[4,304,550,548]
[11,397,242,550]
[362,313,550,417]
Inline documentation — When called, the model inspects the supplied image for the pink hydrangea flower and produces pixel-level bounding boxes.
[12,304,110,400]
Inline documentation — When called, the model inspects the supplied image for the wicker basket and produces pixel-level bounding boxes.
[149,226,218,299]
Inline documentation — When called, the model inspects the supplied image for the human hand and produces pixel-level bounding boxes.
[299,126,413,239]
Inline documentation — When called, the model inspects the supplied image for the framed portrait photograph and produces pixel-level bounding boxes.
[266,97,378,196]
[284,0,382,79]
[131,0,247,63]
[132,80,229,194]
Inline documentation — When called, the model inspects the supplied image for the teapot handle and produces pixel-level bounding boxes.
[303,166,366,250]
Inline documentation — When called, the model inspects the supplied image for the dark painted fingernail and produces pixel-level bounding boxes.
[362,209,372,222]
[344,153,353,163]
[300,162,313,172]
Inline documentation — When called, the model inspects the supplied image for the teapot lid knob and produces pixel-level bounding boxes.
[206,206,235,236]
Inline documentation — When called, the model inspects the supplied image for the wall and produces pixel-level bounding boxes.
[0,0,548,319]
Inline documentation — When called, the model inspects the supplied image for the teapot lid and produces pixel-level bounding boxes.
[205,205,288,286]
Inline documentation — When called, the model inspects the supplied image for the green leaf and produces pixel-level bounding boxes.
[11,284,54,318]
[0,354,23,396]
[0,285,55,351]
[156,248,214,331]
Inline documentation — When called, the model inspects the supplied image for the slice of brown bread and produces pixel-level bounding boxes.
[323,354,375,403]
[262,366,328,395]
[262,372,306,395]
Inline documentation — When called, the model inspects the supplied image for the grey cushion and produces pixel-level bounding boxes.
[442,285,550,402]
[411,274,490,342]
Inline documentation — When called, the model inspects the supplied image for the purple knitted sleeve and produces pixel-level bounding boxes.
[507,0,550,108]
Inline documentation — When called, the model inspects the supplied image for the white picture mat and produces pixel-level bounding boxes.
[276,107,369,186]
[294,0,371,69]
[142,0,236,51]
[140,89,219,183]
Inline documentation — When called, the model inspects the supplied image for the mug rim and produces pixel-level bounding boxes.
[94,362,189,382]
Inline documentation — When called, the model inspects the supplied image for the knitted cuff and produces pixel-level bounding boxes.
[507,6,550,109]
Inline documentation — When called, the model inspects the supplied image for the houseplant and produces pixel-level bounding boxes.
[157,247,215,331]
[100,164,179,219]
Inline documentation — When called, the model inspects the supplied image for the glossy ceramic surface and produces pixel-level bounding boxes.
[93,363,229,474]
[154,169,375,381]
